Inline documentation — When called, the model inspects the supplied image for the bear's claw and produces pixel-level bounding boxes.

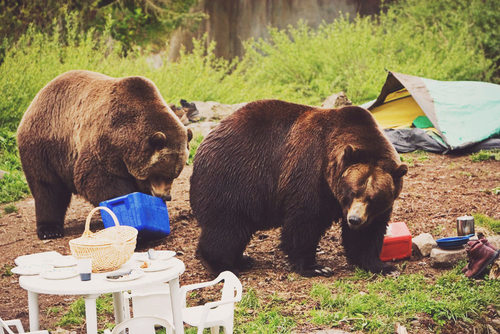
[299,265,334,277]
[37,226,64,240]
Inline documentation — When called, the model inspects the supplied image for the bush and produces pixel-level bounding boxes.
[1,0,498,203]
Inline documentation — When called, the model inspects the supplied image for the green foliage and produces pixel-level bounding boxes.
[187,134,204,165]
[235,0,497,105]
[0,0,499,203]
[310,268,500,332]
[469,149,500,162]
[1,264,13,277]
[473,213,500,234]
[0,1,203,55]
[3,204,18,214]
[491,186,500,195]
[0,172,29,204]
[399,154,414,167]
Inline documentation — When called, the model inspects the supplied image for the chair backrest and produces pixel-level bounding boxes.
[0,318,15,334]
[111,316,173,334]
[219,271,243,303]
[125,284,172,320]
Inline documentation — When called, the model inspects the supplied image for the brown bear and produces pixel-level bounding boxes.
[17,70,192,239]
[189,99,407,277]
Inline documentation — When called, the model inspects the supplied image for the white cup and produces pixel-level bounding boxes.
[77,258,92,281]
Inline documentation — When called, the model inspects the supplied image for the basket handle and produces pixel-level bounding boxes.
[83,206,120,238]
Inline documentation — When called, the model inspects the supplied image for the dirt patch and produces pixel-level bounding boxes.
[0,153,498,333]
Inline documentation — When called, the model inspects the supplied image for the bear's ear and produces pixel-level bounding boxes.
[341,145,355,165]
[392,164,408,179]
[187,129,193,142]
[149,131,167,149]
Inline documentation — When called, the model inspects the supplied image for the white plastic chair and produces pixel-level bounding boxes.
[180,271,242,334]
[121,284,173,334]
[0,317,48,334]
[103,316,173,334]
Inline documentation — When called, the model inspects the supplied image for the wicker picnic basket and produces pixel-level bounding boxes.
[69,206,138,272]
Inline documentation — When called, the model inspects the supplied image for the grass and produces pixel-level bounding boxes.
[309,266,499,332]
[56,294,114,329]
[469,149,500,162]
[53,264,500,333]
[473,213,500,234]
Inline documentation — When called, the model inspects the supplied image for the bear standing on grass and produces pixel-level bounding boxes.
[190,99,407,277]
[17,70,192,239]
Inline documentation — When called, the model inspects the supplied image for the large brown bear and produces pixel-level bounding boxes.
[17,70,192,239]
[190,99,407,277]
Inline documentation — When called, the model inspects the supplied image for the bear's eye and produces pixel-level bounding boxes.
[149,131,167,150]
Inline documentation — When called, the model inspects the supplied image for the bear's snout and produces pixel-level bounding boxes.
[149,177,173,202]
[346,198,368,229]
[348,215,362,226]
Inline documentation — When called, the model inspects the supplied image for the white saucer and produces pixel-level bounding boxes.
[11,264,54,276]
[50,255,77,268]
[15,251,62,267]
[134,250,176,262]
[41,268,79,280]
[106,269,144,282]
[140,260,175,272]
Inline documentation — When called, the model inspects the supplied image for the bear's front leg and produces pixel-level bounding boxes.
[341,219,396,274]
[281,215,334,277]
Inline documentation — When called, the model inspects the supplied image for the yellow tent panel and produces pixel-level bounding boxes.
[371,88,425,129]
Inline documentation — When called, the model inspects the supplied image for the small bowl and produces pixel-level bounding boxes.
[436,234,474,249]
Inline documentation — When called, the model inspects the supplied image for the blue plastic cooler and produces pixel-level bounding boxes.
[99,192,170,240]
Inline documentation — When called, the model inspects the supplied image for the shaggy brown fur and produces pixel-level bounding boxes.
[17,70,192,239]
[190,99,407,277]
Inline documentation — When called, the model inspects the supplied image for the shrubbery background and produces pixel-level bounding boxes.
[1,0,499,202]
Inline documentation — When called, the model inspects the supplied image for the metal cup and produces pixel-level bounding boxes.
[457,216,475,236]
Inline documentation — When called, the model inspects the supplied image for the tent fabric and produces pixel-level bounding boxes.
[370,89,424,129]
[383,128,447,153]
[362,71,500,152]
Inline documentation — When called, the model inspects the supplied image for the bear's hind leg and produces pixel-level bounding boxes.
[32,182,71,239]
[281,218,333,277]
[197,220,253,276]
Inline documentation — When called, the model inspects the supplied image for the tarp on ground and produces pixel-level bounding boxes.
[361,71,500,153]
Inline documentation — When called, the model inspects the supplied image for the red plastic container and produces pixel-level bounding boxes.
[380,222,412,261]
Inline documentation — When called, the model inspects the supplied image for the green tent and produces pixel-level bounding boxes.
[362,71,500,153]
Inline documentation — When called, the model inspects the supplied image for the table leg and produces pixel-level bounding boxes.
[169,277,184,334]
[27,291,39,332]
[112,292,126,324]
[84,294,99,334]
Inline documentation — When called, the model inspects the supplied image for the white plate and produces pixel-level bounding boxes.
[134,250,176,262]
[49,255,77,268]
[15,251,62,266]
[40,268,79,280]
[140,260,175,272]
[11,264,54,276]
[106,269,144,282]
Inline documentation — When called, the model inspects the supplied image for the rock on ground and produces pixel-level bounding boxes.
[430,247,467,268]
[412,233,437,257]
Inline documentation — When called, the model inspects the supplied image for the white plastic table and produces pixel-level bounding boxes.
[19,256,185,334]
